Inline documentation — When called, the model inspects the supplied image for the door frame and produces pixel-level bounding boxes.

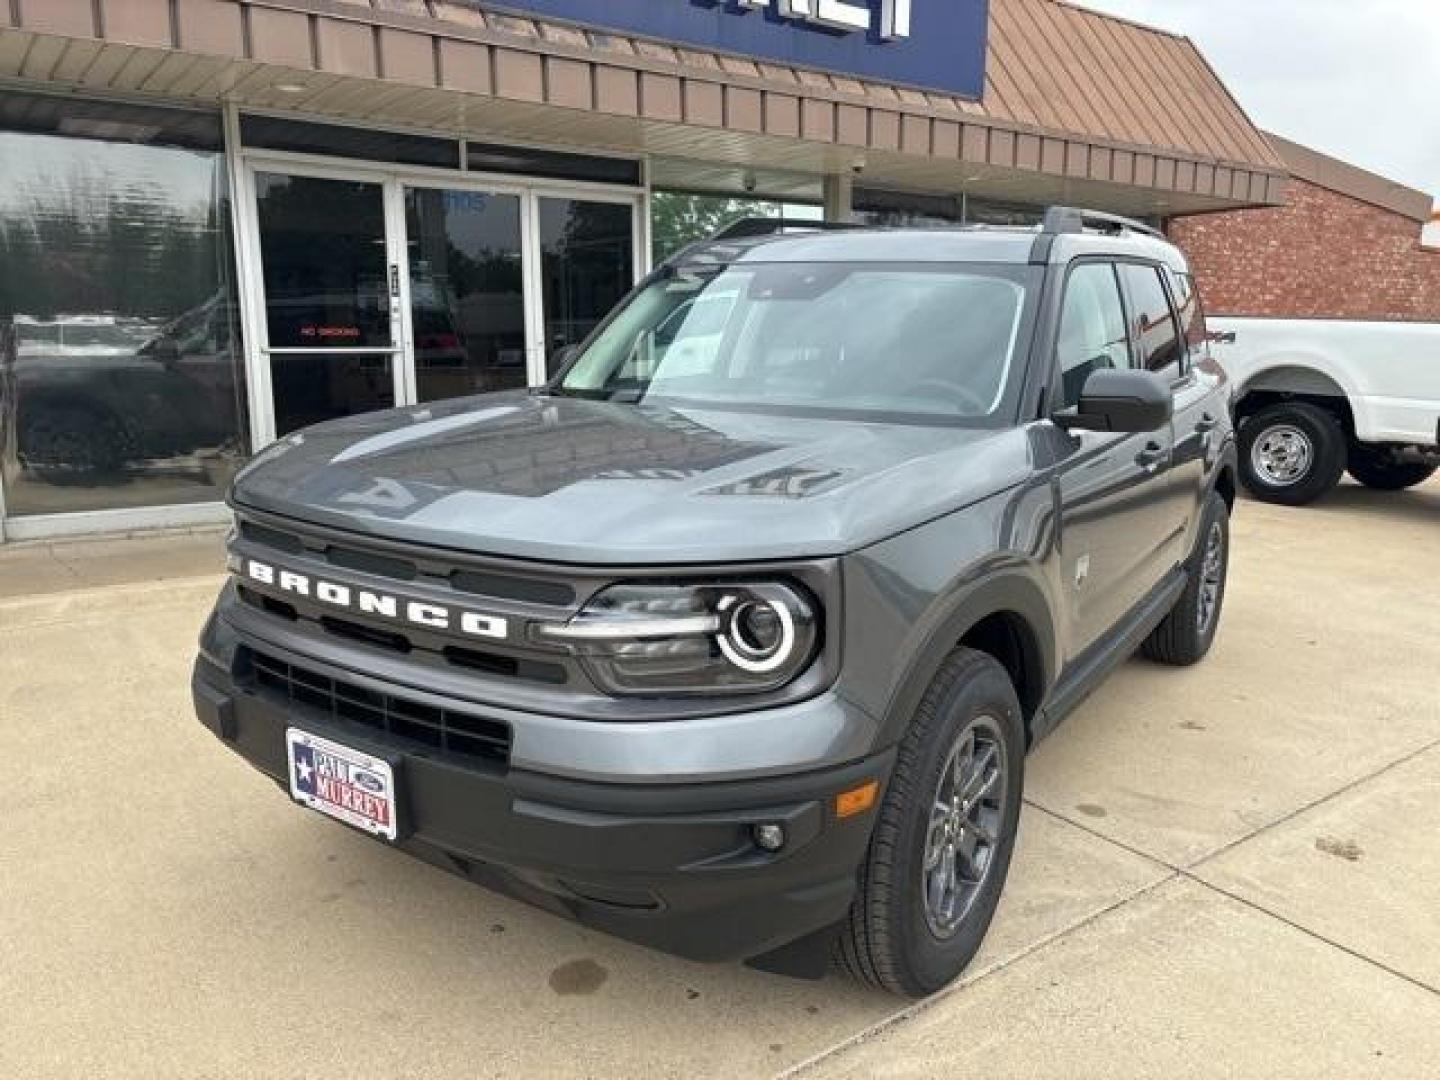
[232,145,645,451]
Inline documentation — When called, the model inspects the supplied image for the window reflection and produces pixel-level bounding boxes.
[539,198,634,377]
[405,188,527,400]
[0,129,246,516]
[255,174,391,350]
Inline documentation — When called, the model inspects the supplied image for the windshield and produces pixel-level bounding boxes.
[559,261,1036,423]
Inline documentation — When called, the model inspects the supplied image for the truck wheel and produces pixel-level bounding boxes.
[1141,492,1229,666]
[834,648,1024,998]
[1238,402,1346,505]
[1346,447,1436,492]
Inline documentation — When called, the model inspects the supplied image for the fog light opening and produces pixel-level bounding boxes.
[752,823,786,852]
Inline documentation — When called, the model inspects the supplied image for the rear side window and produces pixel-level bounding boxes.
[1055,262,1130,410]
[1168,270,1209,354]
[1120,264,1183,376]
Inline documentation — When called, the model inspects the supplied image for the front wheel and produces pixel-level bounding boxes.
[1346,447,1437,491]
[1238,402,1346,506]
[834,649,1024,998]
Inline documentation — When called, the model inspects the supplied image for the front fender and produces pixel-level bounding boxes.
[838,484,1061,752]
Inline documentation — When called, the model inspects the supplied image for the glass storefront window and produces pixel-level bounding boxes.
[650,191,823,263]
[539,198,635,377]
[0,112,246,517]
[405,187,527,400]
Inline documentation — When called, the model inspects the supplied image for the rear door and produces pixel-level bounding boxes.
[1050,260,1179,658]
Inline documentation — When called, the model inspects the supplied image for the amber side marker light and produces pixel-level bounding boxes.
[835,780,880,819]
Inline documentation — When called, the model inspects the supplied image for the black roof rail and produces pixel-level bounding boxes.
[1040,206,1166,240]
[707,215,863,241]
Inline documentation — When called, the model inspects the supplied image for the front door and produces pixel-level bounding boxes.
[1050,260,1179,657]
[243,163,641,446]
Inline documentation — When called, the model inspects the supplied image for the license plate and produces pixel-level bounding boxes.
[286,728,397,841]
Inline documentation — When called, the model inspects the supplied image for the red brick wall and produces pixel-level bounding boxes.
[1167,177,1440,321]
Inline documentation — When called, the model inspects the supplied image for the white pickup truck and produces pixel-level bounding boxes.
[1210,317,1440,504]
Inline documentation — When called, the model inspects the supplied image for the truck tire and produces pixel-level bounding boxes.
[1238,402,1346,505]
[1346,447,1437,492]
[1141,492,1230,666]
[835,648,1024,998]
[18,404,127,479]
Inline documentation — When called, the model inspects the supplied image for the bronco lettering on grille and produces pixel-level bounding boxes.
[241,559,509,640]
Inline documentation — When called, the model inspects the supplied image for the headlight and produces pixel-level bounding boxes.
[537,581,819,695]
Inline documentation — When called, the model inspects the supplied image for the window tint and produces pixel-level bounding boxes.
[1168,270,1208,355]
[1055,263,1130,409]
[1120,264,1183,375]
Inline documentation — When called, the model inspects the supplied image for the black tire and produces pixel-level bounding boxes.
[18,404,126,477]
[1238,402,1346,506]
[835,648,1025,998]
[1141,492,1230,666]
[1346,447,1436,492]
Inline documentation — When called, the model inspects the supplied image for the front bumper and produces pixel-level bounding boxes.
[191,647,892,964]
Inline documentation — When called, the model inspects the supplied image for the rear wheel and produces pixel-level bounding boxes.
[1346,447,1436,491]
[1238,402,1346,506]
[834,648,1024,998]
[1141,492,1230,666]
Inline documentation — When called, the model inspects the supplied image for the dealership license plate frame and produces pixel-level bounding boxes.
[286,728,400,841]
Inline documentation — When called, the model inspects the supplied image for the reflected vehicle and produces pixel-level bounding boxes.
[6,300,240,480]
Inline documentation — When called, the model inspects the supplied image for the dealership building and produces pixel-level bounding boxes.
[0,0,1285,541]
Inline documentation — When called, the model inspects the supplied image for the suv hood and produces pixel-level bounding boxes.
[231,391,1030,564]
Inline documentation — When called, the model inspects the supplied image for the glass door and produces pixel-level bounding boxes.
[536,195,638,379]
[241,162,643,446]
[249,169,401,437]
[402,185,528,400]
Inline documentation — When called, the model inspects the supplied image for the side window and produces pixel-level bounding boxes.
[1168,269,1209,357]
[1120,263,1183,376]
[1055,262,1130,410]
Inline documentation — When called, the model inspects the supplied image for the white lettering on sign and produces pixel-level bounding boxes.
[738,0,910,39]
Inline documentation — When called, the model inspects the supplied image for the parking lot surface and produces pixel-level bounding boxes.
[3,477,1438,1079]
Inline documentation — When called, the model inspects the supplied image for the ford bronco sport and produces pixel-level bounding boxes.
[193,207,1237,997]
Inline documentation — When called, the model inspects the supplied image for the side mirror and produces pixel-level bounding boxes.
[1056,369,1173,433]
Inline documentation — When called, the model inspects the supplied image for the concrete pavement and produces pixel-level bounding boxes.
[2,476,1437,1078]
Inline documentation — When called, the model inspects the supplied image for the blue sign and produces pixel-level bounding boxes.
[486,1,989,100]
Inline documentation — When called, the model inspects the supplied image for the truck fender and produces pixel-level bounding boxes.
[876,570,1058,750]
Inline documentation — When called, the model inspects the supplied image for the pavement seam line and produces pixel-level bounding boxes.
[1182,734,1440,872]
[773,872,1181,1080]
[1023,799,1182,870]
[786,743,1440,1079]
[1027,733,1440,878]
[1182,873,1440,999]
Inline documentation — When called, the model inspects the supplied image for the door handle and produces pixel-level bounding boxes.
[1194,413,1218,434]
[1135,441,1167,471]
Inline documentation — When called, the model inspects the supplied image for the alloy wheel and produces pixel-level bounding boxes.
[921,716,1008,939]
[1196,520,1225,634]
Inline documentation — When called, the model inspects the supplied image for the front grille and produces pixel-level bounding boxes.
[237,516,575,605]
[244,650,511,766]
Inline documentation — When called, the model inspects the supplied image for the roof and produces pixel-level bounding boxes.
[1264,132,1434,223]
[0,0,1287,209]
[443,0,1282,172]
[668,221,1182,269]
[983,0,1282,170]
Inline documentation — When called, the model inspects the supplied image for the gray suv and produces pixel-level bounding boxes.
[193,208,1236,997]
